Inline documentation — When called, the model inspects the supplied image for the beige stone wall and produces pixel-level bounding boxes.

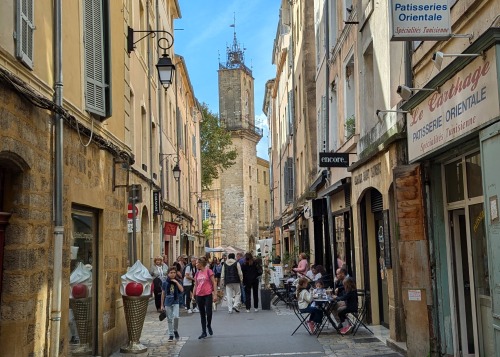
[257,158,271,239]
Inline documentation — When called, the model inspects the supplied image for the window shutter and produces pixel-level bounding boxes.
[16,0,35,68]
[84,0,106,116]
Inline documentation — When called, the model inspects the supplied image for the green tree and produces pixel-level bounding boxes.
[200,103,237,189]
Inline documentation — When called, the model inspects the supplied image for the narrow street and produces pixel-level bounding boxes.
[111,297,405,357]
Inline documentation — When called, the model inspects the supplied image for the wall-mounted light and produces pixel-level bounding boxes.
[190,192,203,209]
[432,51,483,70]
[376,109,410,121]
[397,85,437,101]
[160,153,181,182]
[127,26,176,89]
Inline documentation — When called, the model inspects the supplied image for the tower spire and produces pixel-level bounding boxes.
[220,12,250,72]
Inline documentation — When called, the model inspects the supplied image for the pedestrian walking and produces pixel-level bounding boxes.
[241,252,260,312]
[193,256,218,339]
[161,266,184,342]
[236,252,246,305]
[150,256,168,312]
[182,256,198,313]
[220,253,243,313]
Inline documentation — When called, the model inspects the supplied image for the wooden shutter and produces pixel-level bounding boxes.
[16,0,35,68]
[84,0,106,116]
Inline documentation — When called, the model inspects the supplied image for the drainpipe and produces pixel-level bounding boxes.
[288,0,297,249]
[49,0,64,356]
[174,63,182,255]
[146,0,154,264]
[156,0,165,258]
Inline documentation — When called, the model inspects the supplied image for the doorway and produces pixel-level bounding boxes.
[374,212,389,327]
[449,210,476,356]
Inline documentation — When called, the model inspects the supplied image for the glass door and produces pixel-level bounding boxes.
[70,208,97,356]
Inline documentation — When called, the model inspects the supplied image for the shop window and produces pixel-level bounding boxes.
[466,152,483,198]
[445,159,464,203]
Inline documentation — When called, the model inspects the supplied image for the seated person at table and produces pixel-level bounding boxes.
[296,277,323,333]
[312,279,325,297]
[310,280,325,308]
[333,267,347,296]
[334,277,358,334]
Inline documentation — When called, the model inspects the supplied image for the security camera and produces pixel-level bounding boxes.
[397,85,413,101]
[432,51,444,70]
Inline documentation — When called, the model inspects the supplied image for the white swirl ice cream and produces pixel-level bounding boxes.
[120,260,153,296]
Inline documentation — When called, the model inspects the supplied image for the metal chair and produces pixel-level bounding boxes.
[347,289,373,335]
[291,300,315,335]
[270,283,291,306]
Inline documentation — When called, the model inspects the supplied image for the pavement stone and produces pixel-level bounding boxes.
[110,296,405,357]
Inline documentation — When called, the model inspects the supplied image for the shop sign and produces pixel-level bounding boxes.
[390,0,450,41]
[408,48,499,162]
[319,153,349,167]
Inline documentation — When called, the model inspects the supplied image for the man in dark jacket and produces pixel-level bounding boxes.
[221,253,243,313]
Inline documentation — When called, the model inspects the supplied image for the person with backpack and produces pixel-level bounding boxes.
[161,266,184,342]
[193,257,218,339]
[220,253,243,313]
[182,256,199,313]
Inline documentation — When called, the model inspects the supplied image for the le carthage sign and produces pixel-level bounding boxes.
[390,0,451,41]
[319,153,350,168]
[407,48,499,162]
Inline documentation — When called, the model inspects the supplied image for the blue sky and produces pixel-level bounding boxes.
[174,0,281,159]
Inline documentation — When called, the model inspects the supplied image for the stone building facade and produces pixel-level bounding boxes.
[0,1,201,356]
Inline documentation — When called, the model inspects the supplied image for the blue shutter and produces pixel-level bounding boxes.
[16,0,35,68]
[84,0,106,116]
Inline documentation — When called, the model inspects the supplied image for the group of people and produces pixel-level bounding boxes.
[149,251,263,341]
[292,252,358,335]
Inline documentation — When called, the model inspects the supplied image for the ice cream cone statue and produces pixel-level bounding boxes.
[120,260,153,353]
[69,262,93,355]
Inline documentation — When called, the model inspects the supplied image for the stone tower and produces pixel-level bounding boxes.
[218,27,262,252]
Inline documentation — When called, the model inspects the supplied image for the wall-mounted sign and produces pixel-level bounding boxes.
[319,153,349,167]
[407,48,499,162]
[390,0,451,41]
[153,190,161,215]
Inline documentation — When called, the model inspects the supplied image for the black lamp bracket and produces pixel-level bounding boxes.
[127,26,174,54]
[159,153,179,164]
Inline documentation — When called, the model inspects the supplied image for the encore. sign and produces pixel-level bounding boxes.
[407,48,499,162]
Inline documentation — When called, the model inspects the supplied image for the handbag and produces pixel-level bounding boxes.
[159,311,166,321]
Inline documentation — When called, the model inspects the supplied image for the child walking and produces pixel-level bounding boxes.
[161,266,184,342]
[296,277,323,333]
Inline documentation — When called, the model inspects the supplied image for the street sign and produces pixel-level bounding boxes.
[127,203,138,219]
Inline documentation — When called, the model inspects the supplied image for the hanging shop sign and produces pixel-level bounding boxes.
[163,221,178,236]
[390,0,451,41]
[407,48,499,162]
[319,153,349,167]
[153,191,161,215]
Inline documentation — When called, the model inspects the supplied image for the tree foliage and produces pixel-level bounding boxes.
[200,103,237,189]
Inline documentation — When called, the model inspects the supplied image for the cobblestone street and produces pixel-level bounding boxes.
[111,298,405,357]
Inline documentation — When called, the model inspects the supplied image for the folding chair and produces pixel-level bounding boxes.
[270,283,290,306]
[347,289,373,335]
[291,300,314,335]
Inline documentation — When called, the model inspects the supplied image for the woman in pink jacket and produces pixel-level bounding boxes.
[293,252,309,277]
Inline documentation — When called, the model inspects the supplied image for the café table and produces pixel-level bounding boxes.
[313,296,341,336]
